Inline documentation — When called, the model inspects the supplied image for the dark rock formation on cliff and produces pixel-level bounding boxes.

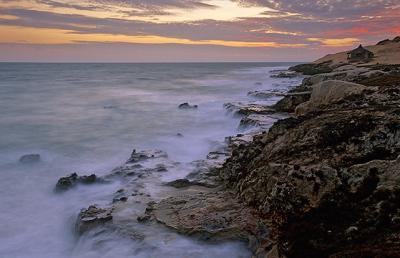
[220,63,400,257]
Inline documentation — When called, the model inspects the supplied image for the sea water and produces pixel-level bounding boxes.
[0,63,300,258]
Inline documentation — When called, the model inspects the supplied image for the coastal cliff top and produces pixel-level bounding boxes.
[314,36,400,66]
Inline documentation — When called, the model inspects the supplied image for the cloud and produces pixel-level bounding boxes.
[307,37,360,47]
[233,0,399,18]
[89,0,218,10]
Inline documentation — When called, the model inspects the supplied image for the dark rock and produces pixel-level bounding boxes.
[224,102,275,116]
[55,173,100,192]
[19,154,41,164]
[289,62,333,75]
[178,102,198,109]
[273,92,311,112]
[219,77,400,257]
[270,71,298,78]
[165,179,208,188]
[126,149,168,163]
[76,205,113,234]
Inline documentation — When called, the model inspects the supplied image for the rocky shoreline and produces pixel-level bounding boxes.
[57,39,400,258]
[219,43,400,256]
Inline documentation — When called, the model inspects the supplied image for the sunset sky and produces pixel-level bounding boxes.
[0,0,399,62]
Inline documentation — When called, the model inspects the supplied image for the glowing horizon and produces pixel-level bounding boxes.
[0,0,399,62]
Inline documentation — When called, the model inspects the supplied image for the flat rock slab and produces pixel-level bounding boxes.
[152,189,262,242]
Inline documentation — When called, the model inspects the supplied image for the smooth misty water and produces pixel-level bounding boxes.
[0,63,299,258]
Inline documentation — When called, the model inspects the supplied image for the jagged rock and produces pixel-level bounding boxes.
[289,62,333,75]
[127,149,168,163]
[273,92,311,113]
[55,173,101,192]
[224,102,275,116]
[178,102,198,109]
[165,179,209,188]
[19,154,41,164]
[270,71,298,78]
[220,77,400,256]
[248,90,286,99]
[76,205,113,234]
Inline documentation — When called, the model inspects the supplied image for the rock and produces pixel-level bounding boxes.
[219,74,400,256]
[19,154,41,164]
[248,90,286,99]
[270,71,298,78]
[151,190,263,242]
[273,92,311,113]
[55,173,101,192]
[377,39,391,45]
[165,179,208,188]
[289,62,333,75]
[224,102,275,116]
[76,205,113,234]
[178,102,198,109]
[295,80,367,115]
[126,149,168,163]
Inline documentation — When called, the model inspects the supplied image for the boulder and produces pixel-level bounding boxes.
[76,205,113,234]
[55,173,101,192]
[273,92,311,113]
[296,80,366,115]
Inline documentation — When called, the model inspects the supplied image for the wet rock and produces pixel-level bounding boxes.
[76,205,113,234]
[55,173,101,192]
[127,149,168,163]
[19,154,41,164]
[239,114,283,129]
[270,71,298,78]
[151,190,262,242]
[273,92,311,113]
[220,71,400,256]
[289,62,333,75]
[247,90,286,99]
[224,102,275,116]
[178,102,198,109]
[165,179,208,188]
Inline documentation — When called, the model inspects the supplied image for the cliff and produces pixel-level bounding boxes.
[220,38,400,257]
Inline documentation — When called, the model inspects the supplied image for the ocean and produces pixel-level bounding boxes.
[0,63,301,258]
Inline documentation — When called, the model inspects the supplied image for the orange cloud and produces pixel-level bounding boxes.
[307,37,360,47]
[0,25,307,48]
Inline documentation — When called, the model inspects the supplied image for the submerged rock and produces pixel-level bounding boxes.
[76,205,113,234]
[19,154,41,164]
[55,173,101,192]
[178,103,198,109]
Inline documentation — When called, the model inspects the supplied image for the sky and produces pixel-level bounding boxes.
[0,0,399,62]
